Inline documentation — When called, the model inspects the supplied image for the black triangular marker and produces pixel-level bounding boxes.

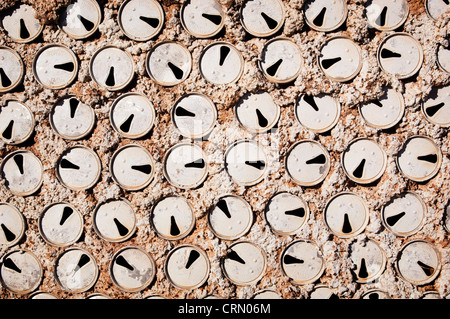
[4,258,21,273]
[386,212,405,227]
[266,59,283,77]
[417,260,434,277]
[245,160,265,170]
[74,254,90,273]
[1,223,16,242]
[425,102,444,117]
[202,13,222,26]
[19,19,30,39]
[0,68,12,88]
[306,154,326,165]
[375,6,388,27]
[217,199,231,219]
[303,95,319,111]
[417,154,437,164]
[105,66,115,87]
[313,7,326,27]
[113,218,129,237]
[342,213,352,234]
[260,12,278,30]
[139,16,160,28]
[175,106,195,117]
[54,62,75,72]
[352,159,366,179]
[69,98,79,119]
[358,258,369,278]
[381,48,401,59]
[321,57,341,69]
[119,114,134,132]
[116,255,134,271]
[185,158,205,169]
[131,164,152,174]
[283,255,304,265]
[167,62,183,80]
[59,206,73,226]
[256,109,268,127]
[13,154,24,175]
[77,14,95,31]
[60,158,80,170]
[170,215,180,236]
[226,250,245,264]
[185,249,200,269]
[329,293,339,300]
[284,207,305,218]
[443,0,449,5]
[2,120,14,140]
[372,100,383,108]
[219,46,230,66]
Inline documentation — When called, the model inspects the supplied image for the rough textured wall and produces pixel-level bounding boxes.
[0,0,449,299]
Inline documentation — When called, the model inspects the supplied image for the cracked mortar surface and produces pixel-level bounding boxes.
[0,0,449,299]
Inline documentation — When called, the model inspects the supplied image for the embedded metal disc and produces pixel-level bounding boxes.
[208,195,253,240]
[145,41,192,86]
[396,135,442,182]
[0,100,34,145]
[341,138,387,184]
[163,143,208,189]
[39,202,84,247]
[359,88,405,129]
[181,0,225,38]
[0,46,24,93]
[199,42,244,85]
[109,246,156,292]
[303,0,347,32]
[235,91,280,134]
[295,94,341,133]
[421,85,450,127]
[151,196,195,241]
[318,36,362,82]
[259,37,303,83]
[224,139,268,186]
[264,192,309,236]
[110,144,155,191]
[381,192,427,237]
[240,0,285,37]
[50,96,95,140]
[109,93,156,139]
[93,198,136,243]
[0,249,43,294]
[118,0,165,41]
[285,140,331,186]
[221,241,266,286]
[324,192,369,238]
[0,150,43,196]
[280,240,325,285]
[54,247,99,293]
[165,245,210,289]
[426,0,450,20]
[377,33,423,79]
[171,93,217,139]
[90,45,135,91]
[56,146,101,191]
[366,0,409,31]
[0,4,43,43]
[59,0,102,39]
[33,44,79,90]
[0,203,25,248]
[396,240,441,285]
[349,239,386,283]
